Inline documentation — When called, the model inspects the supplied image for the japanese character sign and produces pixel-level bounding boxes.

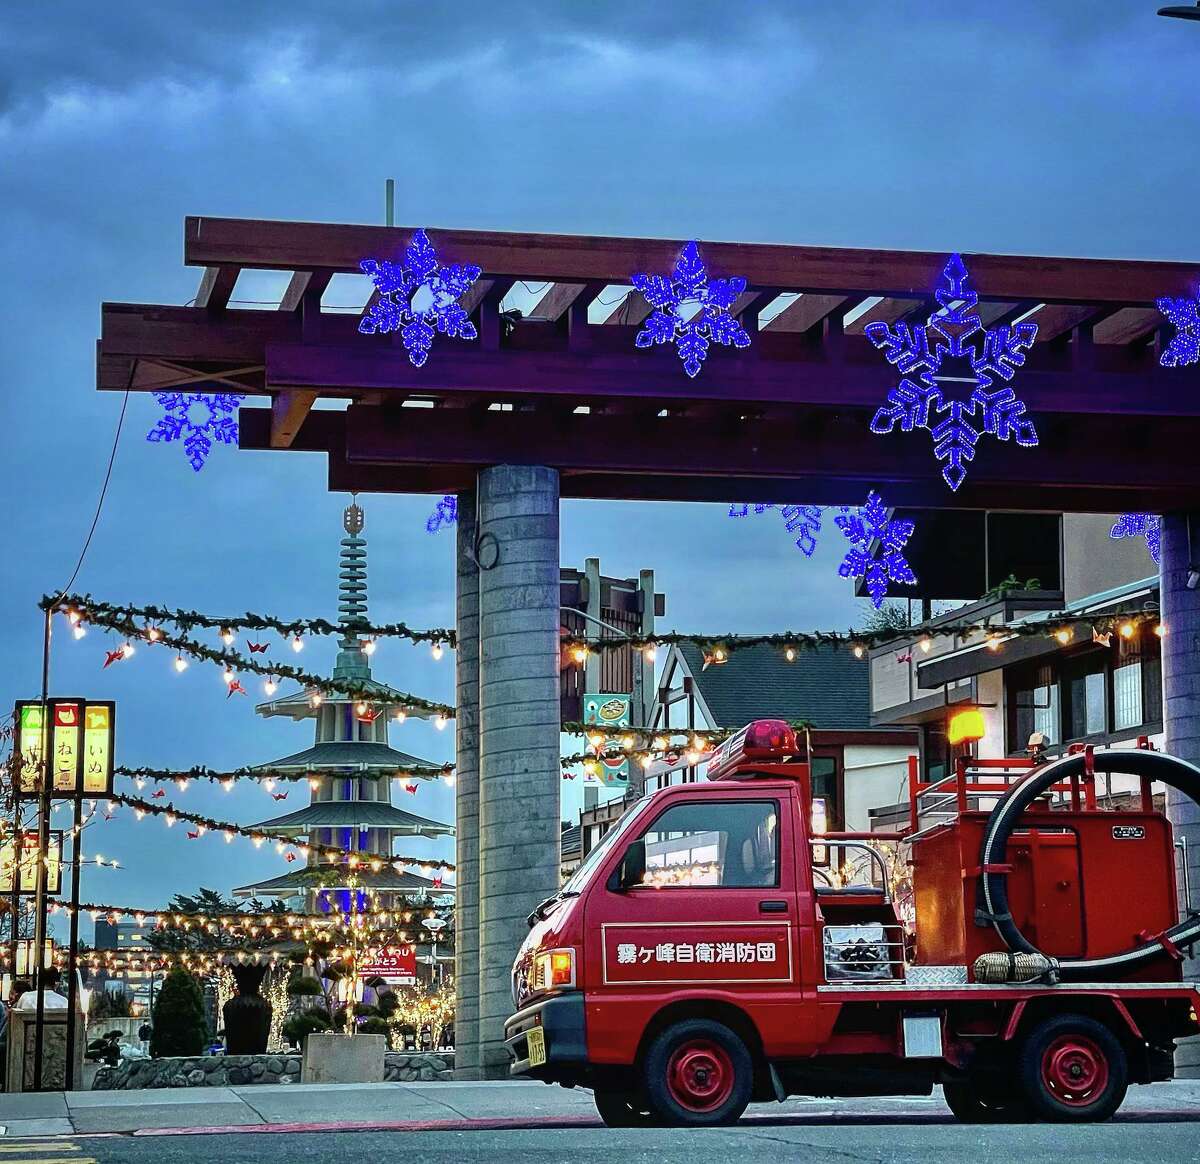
[604,923,791,985]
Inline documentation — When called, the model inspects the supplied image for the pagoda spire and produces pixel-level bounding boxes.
[334,495,371,681]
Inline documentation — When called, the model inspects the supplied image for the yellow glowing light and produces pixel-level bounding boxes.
[291,635,304,652]
[785,646,796,662]
[1054,628,1073,645]
[431,642,444,661]
[73,625,86,639]
[852,644,865,659]
[362,639,376,656]
[1155,623,1166,637]
[919,638,933,654]
[435,715,448,731]
[174,655,188,672]
[947,707,986,746]
[1120,622,1135,639]
[571,645,588,664]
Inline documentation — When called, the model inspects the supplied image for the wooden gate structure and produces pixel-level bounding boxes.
[96,217,1200,1075]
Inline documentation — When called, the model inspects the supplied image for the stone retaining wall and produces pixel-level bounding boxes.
[92,1049,454,1090]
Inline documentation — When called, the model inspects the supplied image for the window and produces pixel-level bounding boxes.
[809,756,842,831]
[1011,663,1060,749]
[1063,655,1107,739]
[640,800,779,888]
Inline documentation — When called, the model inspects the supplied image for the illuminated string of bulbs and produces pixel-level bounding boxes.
[105,792,456,874]
[560,609,1163,664]
[42,593,456,649]
[115,763,455,786]
[54,607,455,717]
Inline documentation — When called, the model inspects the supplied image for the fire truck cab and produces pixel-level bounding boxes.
[505,720,1200,1126]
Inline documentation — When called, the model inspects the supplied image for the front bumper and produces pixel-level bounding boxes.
[504,991,588,1078]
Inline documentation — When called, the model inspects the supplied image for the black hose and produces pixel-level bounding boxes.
[978,748,1200,981]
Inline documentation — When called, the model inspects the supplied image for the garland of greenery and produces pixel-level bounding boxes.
[44,593,456,647]
[117,763,454,785]
[56,611,456,716]
[51,899,440,926]
[559,608,1160,657]
[110,792,456,873]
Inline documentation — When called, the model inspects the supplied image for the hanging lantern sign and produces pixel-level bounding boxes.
[13,699,116,799]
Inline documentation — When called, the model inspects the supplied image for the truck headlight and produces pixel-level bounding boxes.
[534,948,575,991]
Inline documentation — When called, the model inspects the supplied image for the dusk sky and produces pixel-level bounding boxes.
[2,2,1199,936]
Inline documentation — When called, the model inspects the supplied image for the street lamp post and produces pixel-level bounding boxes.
[422,916,447,985]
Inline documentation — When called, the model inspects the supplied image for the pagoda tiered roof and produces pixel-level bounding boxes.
[233,865,452,899]
[249,800,452,838]
[251,739,442,774]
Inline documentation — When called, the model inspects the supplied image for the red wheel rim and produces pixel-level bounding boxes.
[666,1039,734,1113]
[1040,1034,1110,1107]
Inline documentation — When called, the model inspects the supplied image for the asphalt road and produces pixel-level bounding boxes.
[34,1112,1200,1164]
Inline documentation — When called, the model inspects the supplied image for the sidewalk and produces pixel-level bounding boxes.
[1,1079,1198,1138]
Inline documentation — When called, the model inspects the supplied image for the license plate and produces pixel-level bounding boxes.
[526,1026,546,1067]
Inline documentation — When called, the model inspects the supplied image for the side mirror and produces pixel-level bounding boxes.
[612,839,646,892]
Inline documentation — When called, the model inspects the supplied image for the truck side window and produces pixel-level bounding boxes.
[639,800,779,888]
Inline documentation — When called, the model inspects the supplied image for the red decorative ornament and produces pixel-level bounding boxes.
[151,789,166,799]
[272,791,289,801]
[227,680,248,698]
[102,649,125,669]
[404,782,418,795]
[247,641,270,654]
[285,852,298,863]
[186,830,200,840]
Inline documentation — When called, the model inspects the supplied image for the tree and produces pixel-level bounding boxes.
[145,888,285,954]
[150,966,207,1057]
[859,601,911,634]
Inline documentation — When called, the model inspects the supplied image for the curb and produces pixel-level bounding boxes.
[133,1114,603,1137]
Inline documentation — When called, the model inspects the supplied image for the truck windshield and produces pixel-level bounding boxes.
[560,796,650,896]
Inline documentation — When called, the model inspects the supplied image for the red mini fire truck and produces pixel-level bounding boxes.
[505,720,1200,1126]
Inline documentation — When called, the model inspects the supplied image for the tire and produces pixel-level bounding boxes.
[641,1019,753,1127]
[943,1079,1028,1123]
[593,1088,654,1127]
[1017,1014,1128,1122]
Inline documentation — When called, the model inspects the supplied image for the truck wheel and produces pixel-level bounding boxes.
[943,1079,1027,1123]
[1017,1014,1128,1122]
[642,1019,753,1127]
[593,1088,653,1127]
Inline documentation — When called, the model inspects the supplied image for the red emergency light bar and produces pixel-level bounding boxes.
[705,719,799,781]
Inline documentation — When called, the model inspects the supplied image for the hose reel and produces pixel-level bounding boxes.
[977,748,1200,981]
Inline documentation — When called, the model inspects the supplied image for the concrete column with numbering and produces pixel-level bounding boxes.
[453,489,481,1077]
[1160,513,1200,1077]
[476,464,562,1076]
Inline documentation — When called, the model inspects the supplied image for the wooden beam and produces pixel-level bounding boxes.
[1091,307,1162,345]
[185,216,1200,302]
[235,405,1200,512]
[843,297,924,335]
[270,390,318,448]
[195,265,238,310]
[761,294,847,333]
[1018,304,1099,342]
[279,269,332,312]
[527,282,585,321]
[597,289,652,326]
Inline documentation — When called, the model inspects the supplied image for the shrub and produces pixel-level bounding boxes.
[282,1011,330,1047]
[149,967,207,1058]
[358,1017,388,1036]
[287,975,323,997]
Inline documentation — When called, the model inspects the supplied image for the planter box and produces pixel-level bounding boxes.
[301,1032,386,1084]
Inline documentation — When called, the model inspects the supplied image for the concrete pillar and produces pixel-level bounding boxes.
[453,490,482,1077]
[476,465,562,1077]
[1160,513,1200,1076]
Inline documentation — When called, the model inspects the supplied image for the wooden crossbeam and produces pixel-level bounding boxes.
[1023,304,1100,342]
[186,216,1200,302]
[279,269,332,312]
[527,282,586,321]
[195,265,238,310]
[270,390,318,448]
[761,294,847,333]
[843,297,924,334]
[1091,307,1162,345]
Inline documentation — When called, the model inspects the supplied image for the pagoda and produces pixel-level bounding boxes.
[234,498,454,911]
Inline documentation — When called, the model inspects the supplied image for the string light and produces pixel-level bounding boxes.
[147,627,162,642]
[1155,623,1166,637]
[785,646,796,662]
[431,641,444,661]
[220,626,234,646]
[1120,622,1136,639]
[73,625,86,639]
[361,638,376,656]
[174,654,188,672]
[644,645,657,663]
[852,644,865,659]
[918,638,933,654]
[121,641,135,658]
[1054,628,1073,645]
[264,676,277,695]
[435,714,448,731]
[66,609,82,625]
[291,635,304,652]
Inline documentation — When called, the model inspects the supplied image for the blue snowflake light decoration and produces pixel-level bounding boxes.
[631,241,751,377]
[834,491,917,609]
[426,495,457,534]
[728,503,824,557]
[146,392,244,472]
[1110,512,1162,565]
[359,229,482,368]
[866,253,1039,491]
[1156,293,1200,367]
